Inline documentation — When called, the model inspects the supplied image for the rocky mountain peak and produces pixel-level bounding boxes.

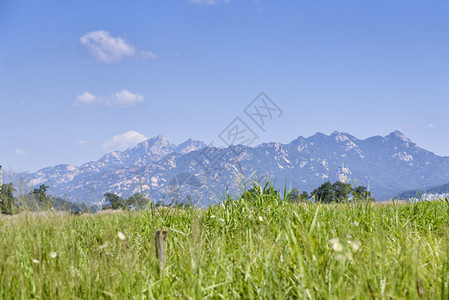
[330,131,355,143]
[386,130,410,143]
[175,139,206,154]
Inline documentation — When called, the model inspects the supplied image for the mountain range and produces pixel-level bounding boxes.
[6,131,449,206]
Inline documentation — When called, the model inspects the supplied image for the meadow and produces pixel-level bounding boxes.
[1,190,449,299]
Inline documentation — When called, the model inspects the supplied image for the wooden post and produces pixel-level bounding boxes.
[155,230,168,268]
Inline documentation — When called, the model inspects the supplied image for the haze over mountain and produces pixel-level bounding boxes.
[397,182,449,200]
[6,131,449,206]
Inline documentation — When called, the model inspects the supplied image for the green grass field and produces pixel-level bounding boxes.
[1,193,449,299]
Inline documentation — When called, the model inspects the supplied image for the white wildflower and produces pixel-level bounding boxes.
[32,259,40,264]
[345,252,353,261]
[258,216,263,222]
[117,231,126,241]
[335,254,346,261]
[50,252,57,258]
[353,221,359,227]
[348,240,361,252]
[329,238,343,252]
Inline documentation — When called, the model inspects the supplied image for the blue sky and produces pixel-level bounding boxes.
[1,0,448,172]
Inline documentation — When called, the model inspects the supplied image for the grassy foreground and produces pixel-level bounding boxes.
[1,195,449,299]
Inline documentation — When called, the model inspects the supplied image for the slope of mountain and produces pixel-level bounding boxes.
[396,182,449,199]
[10,131,449,206]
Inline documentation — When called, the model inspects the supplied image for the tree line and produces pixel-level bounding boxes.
[241,180,373,203]
[1,180,373,215]
[102,192,152,210]
[0,182,157,215]
[0,183,90,215]
[293,181,373,203]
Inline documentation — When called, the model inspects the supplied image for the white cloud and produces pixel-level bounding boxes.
[15,148,26,156]
[80,30,135,63]
[426,123,436,129]
[108,90,144,107]
[74,90,144,108]
[140,50,158,60]
[103,131,148,151]
[79,140,88,145]
[80,30,158,63]
[74,91,97,107]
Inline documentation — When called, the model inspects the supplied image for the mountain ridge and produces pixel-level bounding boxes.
[6,131,449,206]
[397,182,449,199]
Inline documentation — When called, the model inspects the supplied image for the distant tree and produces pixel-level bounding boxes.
[312,181,333,203]
[287,188,310,202]
[127,193,150,210]
[331,181,352,203]
[300,191,310,201]
[102,192,127,210]
[312,181,372,203]
[0,183,16,214]
[352,185,373,201]
[32,184,51,209]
